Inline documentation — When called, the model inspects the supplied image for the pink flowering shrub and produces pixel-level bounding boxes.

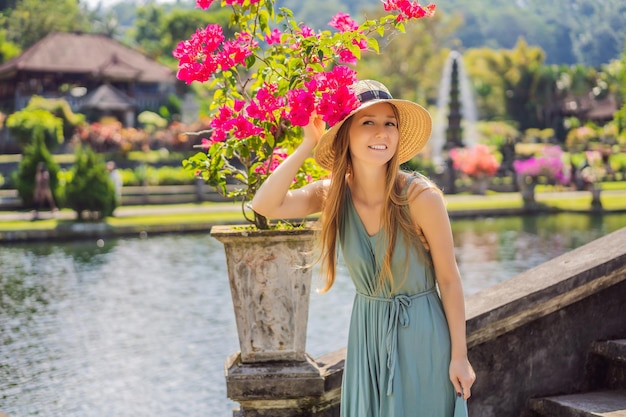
[177,0,434,228]
[449,144,500,178]
[513,145,566,184]
[579,150,606,186]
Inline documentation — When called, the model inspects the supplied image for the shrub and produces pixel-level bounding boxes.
[154,166,196,185]
[476,121,520,147]
[65,145,116,220]
[565,125,597,151]
[513,145,567,184]
[449,144,500,178]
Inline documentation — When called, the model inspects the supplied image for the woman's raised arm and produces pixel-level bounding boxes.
[250,115,327,219]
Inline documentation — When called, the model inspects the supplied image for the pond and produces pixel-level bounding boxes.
[1,213,625,416]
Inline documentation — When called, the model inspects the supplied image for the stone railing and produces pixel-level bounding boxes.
[465,227,626,417]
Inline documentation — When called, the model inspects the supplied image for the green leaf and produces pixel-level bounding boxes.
[245,55,256,69]
[258,9,270,32]
[367,37,380,54]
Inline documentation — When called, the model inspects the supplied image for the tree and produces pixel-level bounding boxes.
[24,96,86,141]
[130,4,166,59]
[464,39,546,130]
[4,0,90,50]
[6,107,64,150]
[65,144,117,220]
[0,28,20,64]
[355,8,462,106]
[160,6,232,64]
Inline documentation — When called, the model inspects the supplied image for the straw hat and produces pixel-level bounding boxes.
[314,80,432,170]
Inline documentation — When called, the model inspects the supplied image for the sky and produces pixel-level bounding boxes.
[82,0,171,10]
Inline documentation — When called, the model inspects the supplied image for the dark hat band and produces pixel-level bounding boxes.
[357,89,393,103]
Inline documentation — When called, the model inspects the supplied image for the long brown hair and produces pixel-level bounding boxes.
[316,105,430,293]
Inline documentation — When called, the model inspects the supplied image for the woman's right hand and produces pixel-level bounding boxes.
[251,112,326,219]
[302,113,325,148]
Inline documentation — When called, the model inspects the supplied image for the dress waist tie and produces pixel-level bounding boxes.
[356,287,437,396]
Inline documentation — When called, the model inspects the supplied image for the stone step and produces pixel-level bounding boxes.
[529,390,626,417]
[589,340,626,390]
[592,341,626,365]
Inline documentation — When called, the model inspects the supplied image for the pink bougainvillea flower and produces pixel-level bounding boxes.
[335,36,368,64]
[383,0,436,21]
[231,115,264,140]
[317,85,360,126]
[265,28,282,45]
[329,12,359,33]
[336,48,357,65]
[305,65,357,94]
[176,55,220,84]
[209,105,236,140]
[246,84,285,122]
[216,32,257,70]
[328,65,358,86]
[255,148,289,175]
[301,66,359,125]
[286,89,316,126]
[233,99,245,112]
[200,138,214,149]
[195,0,215,10]
[173,24,225,84]
[298,25,316,38]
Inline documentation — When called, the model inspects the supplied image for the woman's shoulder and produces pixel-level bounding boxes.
[401,171,442,200]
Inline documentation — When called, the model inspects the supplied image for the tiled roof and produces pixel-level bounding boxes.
[0,32,175,83]
[81,84,136,111]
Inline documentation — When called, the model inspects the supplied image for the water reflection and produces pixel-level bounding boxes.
[450,214,625,294]
[1,213,624,416]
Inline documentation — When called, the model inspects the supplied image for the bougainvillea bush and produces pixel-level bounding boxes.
[449,144,500,178]
[513,145,567,184]
[175,0,435,228]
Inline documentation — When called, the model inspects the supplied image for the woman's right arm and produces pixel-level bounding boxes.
[250,115,327,220]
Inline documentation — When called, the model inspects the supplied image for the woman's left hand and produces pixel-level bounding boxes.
[450,357,476,400]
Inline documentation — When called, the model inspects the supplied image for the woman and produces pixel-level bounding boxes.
[32,161,57,220]
[251,80,475,416]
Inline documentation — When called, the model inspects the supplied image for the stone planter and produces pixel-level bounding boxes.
[471,175,490,195]
[518,175,537,207]
[590,185,603,211]
[211,223,317,363]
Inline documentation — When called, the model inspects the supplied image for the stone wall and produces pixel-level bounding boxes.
[465,227,626,417]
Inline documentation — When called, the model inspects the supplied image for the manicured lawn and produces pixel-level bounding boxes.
[106,211,244,227]
[538,192,626,211]
[0,210,245,231]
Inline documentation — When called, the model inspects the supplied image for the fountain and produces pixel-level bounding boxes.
[431,51,478,168]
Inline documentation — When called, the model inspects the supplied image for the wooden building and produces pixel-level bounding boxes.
[0,31,178,127]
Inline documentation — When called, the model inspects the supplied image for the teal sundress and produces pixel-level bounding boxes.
[338,176,468,417]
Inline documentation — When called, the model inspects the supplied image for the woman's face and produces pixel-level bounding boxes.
[348,102,399,168]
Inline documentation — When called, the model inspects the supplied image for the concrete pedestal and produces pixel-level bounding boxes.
[225,349,345,417]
